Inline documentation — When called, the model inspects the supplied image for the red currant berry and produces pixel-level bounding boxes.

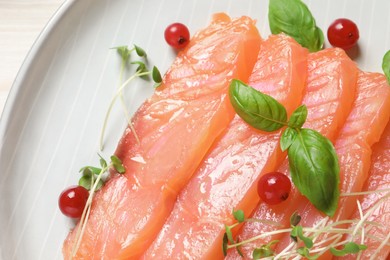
[164,23,190,50]
[258,172,291,205]
[327,18,359,50]
[58,185,89,218]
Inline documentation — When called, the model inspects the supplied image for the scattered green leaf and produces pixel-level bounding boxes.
[290,211,301,226]
[288,129,340,216]
[131,61,148,73]
[288,105,308,128]
[268,0,324,52]
[232,209,245,223]
[152,66,162,84]
[280,127,298,151]
[224,225,234,244]
[382,50,390,84]
[134,44,147,57]
[111,155,125,174]
[222,233,229,256]
[330,242,367,257]
[229,79,288,132]
[297,246,319,259]
[112,46,132,63]
[79,175,103,191]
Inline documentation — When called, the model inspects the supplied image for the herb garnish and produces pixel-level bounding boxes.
[99,45,162,150]
[229,79,340,217]
[382,50,390,84]
[268,0,324,52]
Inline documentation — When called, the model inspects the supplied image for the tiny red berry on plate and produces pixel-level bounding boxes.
[327,18,359,50]
[258,172,292,205]
[164,23,190,49]
[58,185,89,218]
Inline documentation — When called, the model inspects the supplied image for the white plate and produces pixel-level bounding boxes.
[0,0,389,259]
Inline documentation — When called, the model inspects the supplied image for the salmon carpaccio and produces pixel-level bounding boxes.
[336,121,390,260]
[274,72,390,258]
[227,47,359,259]
[143,34,308,259]
[62,13,261,259]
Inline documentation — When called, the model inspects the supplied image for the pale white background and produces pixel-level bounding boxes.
[0,0,65,115]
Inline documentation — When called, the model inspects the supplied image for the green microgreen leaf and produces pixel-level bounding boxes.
[330,242,367,257]
[222,233,229,256]
[297,247,319,260]
[382,50,390,84]
[134,44,147,57]
[98,154,108,169]
[288,105,308,129]
[232,209,245,223]
[268,0,324,52]
[252,240,278,259]
[79,175,104,191]
[111,155,125,174]
[152,66,162,85]
[80,166,102,176]
[131,61,148,73]
[280,127,298,151]
[113,46,132,63]
[224,225,234,244]
[235,240,244,257]
[297,226,313,248]
[290,211,301,226]
[229,79,288,132]
[288,129,340,216]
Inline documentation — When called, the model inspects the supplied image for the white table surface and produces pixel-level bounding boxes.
[0,0,66,116]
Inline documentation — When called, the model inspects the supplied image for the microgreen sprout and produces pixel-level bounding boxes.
[99,45,162,150]
[222,190,390,258]
[72,155,125,256]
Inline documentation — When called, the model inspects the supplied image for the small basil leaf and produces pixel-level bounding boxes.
[152,66,162,84]
[281,127,298,151]
[288,105,308,128]
[382,50,390,84]
[330,242,367,257]
[134,44,147,57]
[111,155,125,174]
[232,209,245,223]
[290,211,301,226]
[229,79,287,132]
[222,233,228,256]
[288,129,340,216]
[268,0,324,52]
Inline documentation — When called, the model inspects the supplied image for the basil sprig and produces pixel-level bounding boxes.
[268,0,324,52]
[382,50,390,84]
[229,80,340,216]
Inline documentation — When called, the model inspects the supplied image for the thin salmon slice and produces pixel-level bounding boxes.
[62,13,261,259]
[335,121,390,260]
[228,48,359,259]
[143,34,308,259]
[274,72,390,258]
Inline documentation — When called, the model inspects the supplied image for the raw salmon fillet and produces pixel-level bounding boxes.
[336,121,390,260]
[228,47,358,259]
[143,34,308,259]
[62,13,261,259]
[274,72,390,258]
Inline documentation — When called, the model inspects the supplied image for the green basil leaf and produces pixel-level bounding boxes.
[330,242,367,257]
[290,211,301,226]
[382,50,390,84]
[289,105,308,128]
[111,155,125,174]
[229,79,287,132]
[281,127,298,151]
[288,129,340,216]
[232,209,245,223]
[268,0,324,52]
[134,44,147,57]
